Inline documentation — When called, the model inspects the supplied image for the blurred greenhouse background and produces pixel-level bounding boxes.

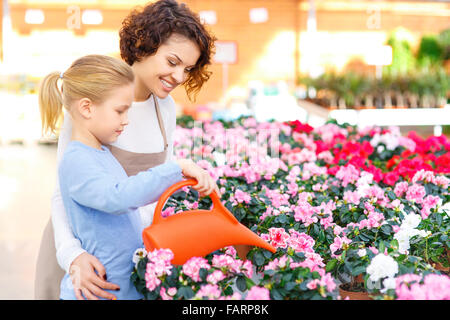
[0,0,449,299]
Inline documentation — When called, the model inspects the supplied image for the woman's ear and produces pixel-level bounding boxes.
[76,98,94,119]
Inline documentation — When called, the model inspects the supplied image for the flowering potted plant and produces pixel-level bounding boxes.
[131,247,255,300]
[378,273,450,300]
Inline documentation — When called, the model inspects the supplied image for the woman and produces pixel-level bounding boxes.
[34,0,217,300]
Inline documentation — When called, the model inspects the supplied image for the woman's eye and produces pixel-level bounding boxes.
[168,60,176,66]
[185,68,193,73]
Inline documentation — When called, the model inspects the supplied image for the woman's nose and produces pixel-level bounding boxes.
[172,66,187,85]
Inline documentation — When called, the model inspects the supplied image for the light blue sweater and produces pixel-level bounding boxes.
[58,141,183,300]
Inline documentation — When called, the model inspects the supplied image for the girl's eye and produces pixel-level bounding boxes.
[185,68,193,73]
[117,110,124,115]
[168,60,176,66]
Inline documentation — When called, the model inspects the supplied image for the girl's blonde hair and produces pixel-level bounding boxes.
[38,54,135,135]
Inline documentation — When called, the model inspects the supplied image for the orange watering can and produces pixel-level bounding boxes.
[142,179,276,265]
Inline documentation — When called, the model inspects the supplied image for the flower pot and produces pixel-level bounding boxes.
[431,248,450,273]
[339,284,371,300]
[355,274,364,284]
[234,244,253,260]
[433,262,449,273]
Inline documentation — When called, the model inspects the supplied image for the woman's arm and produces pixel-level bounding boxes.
[51,113,86,273]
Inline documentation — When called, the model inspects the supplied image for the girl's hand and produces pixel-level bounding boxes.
[176,159,220,197]
[69,252,120,300]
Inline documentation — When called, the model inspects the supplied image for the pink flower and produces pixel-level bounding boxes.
[212,254,243,274]
[335,164,360,187]
[224,246,237,258]
[207,270,226,284]
[241,260,254,279]
[182,257,211,282]
[395,274,450,300]
[394,181,409,198]
[161,206,175,218]
[412,169,435,184]
[293,203,318,226]
[160,287,173,300]
[406,184,426,204]
[330,236,352,258]
[321,273,337,292]
[422,274,450,300]
[234,189,251,204]
[195,284,222,299]
[145,265,161,291]
[246,286,270,300]
[268,227,290,249]
[294,252,325,272]
[288,230,315,253]
[317,150,334,164]
[368,246,379,255]
[343,190,361,205]
[434,175,449,189]
[420,195,441,219]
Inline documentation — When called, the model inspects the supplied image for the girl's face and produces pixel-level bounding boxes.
[132,33,201,100]
[89,83,134,145]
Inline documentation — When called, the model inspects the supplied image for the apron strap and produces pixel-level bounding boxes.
[152,94,168,151]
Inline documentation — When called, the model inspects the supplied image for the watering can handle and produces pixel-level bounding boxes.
[153,179,239,225]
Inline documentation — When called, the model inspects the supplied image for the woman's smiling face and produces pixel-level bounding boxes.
[131,33,201,100]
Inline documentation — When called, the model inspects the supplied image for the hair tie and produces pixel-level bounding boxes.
[59,72,64,79]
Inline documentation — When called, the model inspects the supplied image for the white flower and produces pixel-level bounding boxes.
[279,206,291,214]
[213,151,226,166]
[394,213,428,254]
[381,277,397,293]
[401,213,421,230]
[132,248,147,266]
[394,229,411,254]
[438,201,450,217]
[357,249,367,257]
[366,254,399,282]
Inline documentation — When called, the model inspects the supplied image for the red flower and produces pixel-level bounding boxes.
[383,171,400,186]
[386,155,400,170]
[287,120,314,134]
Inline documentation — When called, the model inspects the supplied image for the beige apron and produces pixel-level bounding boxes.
[34,94,168,299]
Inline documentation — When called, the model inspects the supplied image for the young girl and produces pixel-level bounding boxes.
[38,54,216,300]
[35,0,217,300]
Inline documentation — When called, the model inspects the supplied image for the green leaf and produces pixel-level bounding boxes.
[271,288,283,300]
[285,281,297,291]
[387,191,397,200]
[253,252,265,266]
[351,266,366,277]
[381,224,393,235]
[325,259,338,272]
[178,286,194,299]
[199,268,208,282]
[378,241,386,254]
[236,276,247,292]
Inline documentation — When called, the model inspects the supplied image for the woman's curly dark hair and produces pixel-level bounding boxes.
[119,0,216,101]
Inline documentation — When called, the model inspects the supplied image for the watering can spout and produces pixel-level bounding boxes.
[143,179,276,265]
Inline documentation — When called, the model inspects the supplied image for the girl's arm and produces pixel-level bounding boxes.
[53,114,121,300]
[51,113,86,273]
[62,150,183,215]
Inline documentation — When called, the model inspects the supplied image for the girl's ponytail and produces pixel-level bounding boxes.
[38,71,64,135]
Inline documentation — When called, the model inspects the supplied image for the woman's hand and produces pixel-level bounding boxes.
[69,252,120,300]
[176,159,220,197]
